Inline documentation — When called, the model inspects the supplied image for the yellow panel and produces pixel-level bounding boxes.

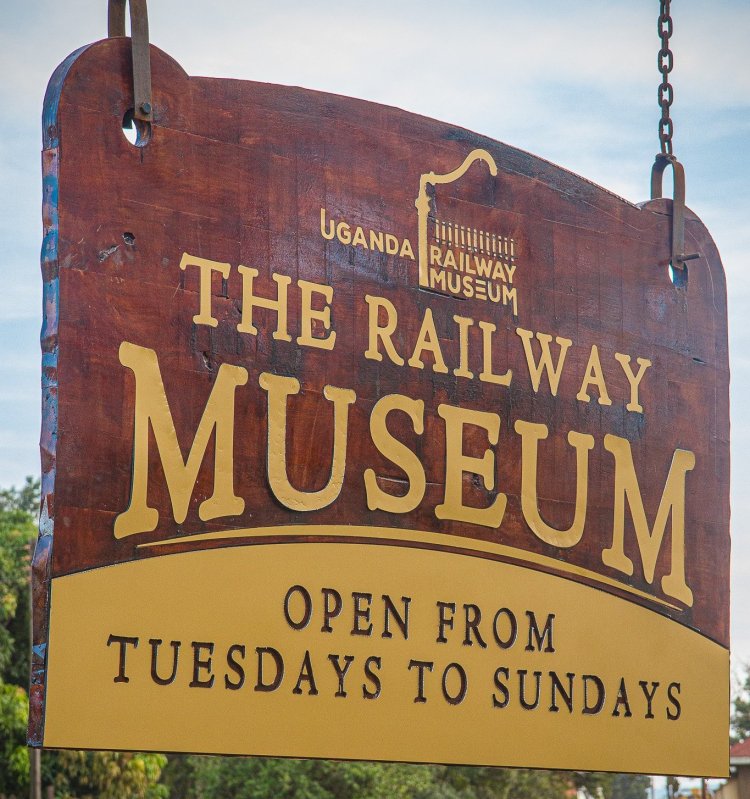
[43,538,728,775]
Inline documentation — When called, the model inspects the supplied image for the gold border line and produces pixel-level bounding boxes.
[137,524,681,612]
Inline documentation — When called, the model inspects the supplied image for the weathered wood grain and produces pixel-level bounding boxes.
[31,37,729,744]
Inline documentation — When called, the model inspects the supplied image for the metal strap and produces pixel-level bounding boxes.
[108,0,153,122]
[651,153,699,271]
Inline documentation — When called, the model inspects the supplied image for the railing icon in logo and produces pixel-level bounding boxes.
[416,148,514,292]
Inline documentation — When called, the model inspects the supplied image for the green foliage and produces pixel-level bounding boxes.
[574,772,615,799]
[369,763,435,799]
[428,765,570,799]
[0,476,40,516]
[0,481,37,687]
[611,774,650,799]
[0,478,166,799]
[53,751,169,799]
[733,665,750,743]
[189,757,372,799]
[0,481,39,797]
[159,754,197,798]
[173,758,574,799]
[166,757,440,799]
[0,678,30,797]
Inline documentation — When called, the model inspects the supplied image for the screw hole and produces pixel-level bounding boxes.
[668,263,687,288]
[122,109,151,147]
[123,232,136,246]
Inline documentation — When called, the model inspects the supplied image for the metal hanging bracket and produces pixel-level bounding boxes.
[108,0,153,123]
[650,2,698,272]
[650,153,699,271]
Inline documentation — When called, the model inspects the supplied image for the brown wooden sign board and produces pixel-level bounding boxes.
[31,38,729,775]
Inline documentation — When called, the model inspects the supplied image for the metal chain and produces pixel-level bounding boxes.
[651,0,700,270]
[658,0,674,156]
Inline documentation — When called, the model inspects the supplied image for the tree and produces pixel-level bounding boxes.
[611,774,651,799]
[0,679,30,798]
[53,751,168,799]
[575,772,615,799]
[0,477,41,516]
[0,478,169,799]
[184,757,400,799]
[0,479,37,799]
[166,757,576,799]
[189,757,350,799]
[0,481,37,687]
[733,665,750,743]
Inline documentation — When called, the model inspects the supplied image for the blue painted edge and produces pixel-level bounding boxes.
[30,43,92,749]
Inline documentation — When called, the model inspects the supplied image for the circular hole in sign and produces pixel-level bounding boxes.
[122,109,151,147]
[668,262,688,288]
[122,232,136,246]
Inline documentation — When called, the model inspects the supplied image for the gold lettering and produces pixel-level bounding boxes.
[408,308,448,373]
[364,395,426,513]
[297,280,336,351]
[114,342,247,538]
[478,321,512,386]
[475,256,493,278]
[320,208,335,240]
[614,353,652,413]
[352,226,367,248]
[259,373,356,512]
[515,420,594,547]
[369,230,384,252]
[576,344,612,406]
[364,295,404,365]
[435,405,506,528]
[602,435,695,606]
[337,222,352,245]
[236,267,292,341]
[400,238,415,260]
[179,252,230,328]
[453,315,474,379]
[502,286,518,315]
[516,328,572,396]
[429,268,447,291]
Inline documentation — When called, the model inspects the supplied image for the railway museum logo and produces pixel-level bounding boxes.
[320,148,518,313]
[416,148,517,312]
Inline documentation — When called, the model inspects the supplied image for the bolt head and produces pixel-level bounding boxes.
[140,102,152,116]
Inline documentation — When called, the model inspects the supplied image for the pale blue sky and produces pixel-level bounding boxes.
[1,1,748,670]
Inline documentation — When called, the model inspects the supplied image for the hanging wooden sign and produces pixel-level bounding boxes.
[30,37,729,776]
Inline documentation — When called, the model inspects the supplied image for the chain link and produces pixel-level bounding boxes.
[650,1,700,270]
[658,0,674,155]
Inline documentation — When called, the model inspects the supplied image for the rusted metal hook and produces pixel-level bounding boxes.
[108,0,152,123]
[650,153,699,271]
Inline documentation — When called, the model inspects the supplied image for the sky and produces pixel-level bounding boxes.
[1,0,748,684]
